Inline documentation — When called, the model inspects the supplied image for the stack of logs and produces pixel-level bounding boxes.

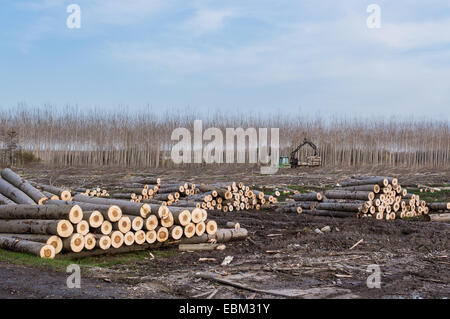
[0,169,250,259]
[278,176,450,220]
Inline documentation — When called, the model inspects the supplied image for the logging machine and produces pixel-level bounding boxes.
[279,138,322,168]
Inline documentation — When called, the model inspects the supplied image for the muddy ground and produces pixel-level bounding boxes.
[1,165,449,299]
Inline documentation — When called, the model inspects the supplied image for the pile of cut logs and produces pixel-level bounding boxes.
[0,169,251,259]
[277,176,449,220]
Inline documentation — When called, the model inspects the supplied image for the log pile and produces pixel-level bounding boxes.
[281,177,449,220]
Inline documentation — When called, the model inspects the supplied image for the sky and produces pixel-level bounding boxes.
[0,0,449,119]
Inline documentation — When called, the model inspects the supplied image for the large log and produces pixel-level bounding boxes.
[0,178,35,205]
[315,202,363,212]
[0,233,63,254]
[339,184,381,193]
[0,193,15,205]
[0,219,73,237]
[0,204,83,224]
[323,190,375,201]
[56,228,248,259]
[293,192,323,201]
[71,195,150,218]
[427,213,450,222]
[0,235,55,259]
[339,177,389,188]
[45,200,122,222]
[427,202,450,211]
[0,168,47,204]
[32,183,72,201]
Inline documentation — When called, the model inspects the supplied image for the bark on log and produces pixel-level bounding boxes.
[339,184,381,193]
[0,235,55,258]
[0,193,15,205]
[0,219,73,237]
[33,183,71,201]
[427,202,450,211]
[44,199,122,222]
[0,177,35,205]
[323,190,375,201]
[0,204,83,224]
[428,213,450,222]
[0,233,63,254]
[340,177,389,187]
[293,192,323,201]
[0,168,47,204]
[71,195,150,218]
[315,202,363,212]
[62,233,84,252]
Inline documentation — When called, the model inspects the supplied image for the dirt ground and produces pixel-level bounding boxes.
[1,165,449,299]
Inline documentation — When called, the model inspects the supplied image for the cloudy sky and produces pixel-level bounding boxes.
[0,0,449,118]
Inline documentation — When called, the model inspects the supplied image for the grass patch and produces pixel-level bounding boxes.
[406,189,450,203]
[0,247,177,271]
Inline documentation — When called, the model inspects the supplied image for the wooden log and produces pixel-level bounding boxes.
[190,208,204,224]
[99,220,112,235]
[340,184,381,193]
[0,204,83,224]
[0,219,73,237]
[33,183,71,201]
[125,215,144,231]
[45,200,122,222]
[427,202,450,211]
[195,222,206,236]
[183,223,196,238]
[110,231,124,248]
[123,231,135,246]
[134,177,161,185]
[41,191,59,200]
[0,233,63,254]
[62,233,84,252]
[0,235,55,258]
[275,206,302,214]
[82,211,104,228]
[71,195,150,218]
[84,234,96,250]
[0,177,35,205]
[315,202,363,212]
[169,225,183,240]
[0,193,15,205]
[146,230,157,244]
[427,213,450,222]
[206,220,218,235]
[155,226,169,242]
[323,190,375,201]
[144,215,159,231]
[76,220,90,236]
[95,234,111,250]
[56,228,247,258]
[134,230,146,245]
[113,216,132,234]
[293,192,323,201]
[340,177,389,187]
[0,168,47,204]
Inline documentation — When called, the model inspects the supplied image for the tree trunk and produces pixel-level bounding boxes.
[316,202,363,212]
[428,213,450,222]
[0,219,73,237]
[0,204,83,224]
[0,168,47,204]
[323,190,375,201]
[339,177,389,187]
[0,178,35,205]
[427,202,450,211]
[62,233,84,252]
[293,192,323,201]
[45,199,122,222]
[0,193,15,205]
[0,235,55,258]
[0,233,63,254]
[71,195,150,218]
[301,209,356,218]
[32,183,72,201]
[339,184,381,193]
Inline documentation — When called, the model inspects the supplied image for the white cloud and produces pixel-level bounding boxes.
[183,8,237,34]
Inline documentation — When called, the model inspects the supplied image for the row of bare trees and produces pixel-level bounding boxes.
[0,106,448,168]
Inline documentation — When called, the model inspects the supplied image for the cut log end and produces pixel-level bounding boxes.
[140,204,151,218]
[184,223,196,239]
[61,190,72,201]
[97,235,111,250]
[76,220,90,236]
[84,234,96,250]
[108,205,122,222]
[146,230,157,244]
[124,232,135,246]
[191,208,203,224]
[100,220,112,235]
[40,244,56,259]
[69,205,83,224]
[110,231,124,248]
[134,230,146,245]
[145,215,158,231]
[170,225,183,240]
[89,210,104,228]
[195,222,206,236]
[156,227,169,242]
[57,220,74,238]
[46,235,63,254]
[206,220,218,235]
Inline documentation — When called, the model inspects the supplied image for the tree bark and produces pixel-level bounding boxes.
[0,235,55,258]
[339,177,389,187]
[427,202,450,211]
[0,168,47,204]
[0,177,35,205]
[45,199,123,222]
[323,190,375,201]
[0,193,15,205]
[301,209,356,218]
[315,202,363,212]
[293,192,323,201]
[0,219,73,237]
[71,195,150,218]
[0,233,62,254]
[0,204,82,224]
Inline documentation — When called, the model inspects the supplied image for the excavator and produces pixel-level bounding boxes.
[279,138,322,168]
